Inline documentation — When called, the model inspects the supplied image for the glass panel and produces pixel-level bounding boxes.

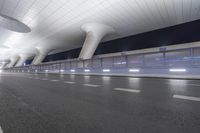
[84,60,92,68]
[77,61,84,68]
[56,64,60,70]
[71,61,77,68]
[49,64,53,70]
[192,47,200,66]
[127,54,143,67]
[44,65,48,70]
[102,57,113,68]
[92,59,101,68]
[113,56,126,68]
[144,53,164,67]
[60,63,65,69]
[165,49,191,67]
[65,62,70,69]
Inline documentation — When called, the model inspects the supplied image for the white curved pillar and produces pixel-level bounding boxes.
[79,23,114,59]
[32,48,51,65]
[8,56,19,68]
[1,62,8,68]
[15,54,32,67]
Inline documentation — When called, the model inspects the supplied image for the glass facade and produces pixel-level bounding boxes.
[5,47,200,72]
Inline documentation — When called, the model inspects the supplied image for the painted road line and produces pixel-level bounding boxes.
[50,79,59,82]
[173,95,200,102]
[114,88,141,93]
[185,83,200,87]
[0,126,3,133]
[64,81,75,84]
[166,82,200,87]
[83,84,100,87]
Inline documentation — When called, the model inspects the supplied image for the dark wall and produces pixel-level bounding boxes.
[95,19,200,54]
[25,59,33,65]
[29,19,200,63]
[43,48,81,62]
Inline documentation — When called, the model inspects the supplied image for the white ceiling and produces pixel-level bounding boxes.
[0,0,200,60]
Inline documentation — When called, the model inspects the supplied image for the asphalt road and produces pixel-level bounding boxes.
[0,72,200,133]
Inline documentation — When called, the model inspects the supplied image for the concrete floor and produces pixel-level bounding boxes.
[0,72,200,133]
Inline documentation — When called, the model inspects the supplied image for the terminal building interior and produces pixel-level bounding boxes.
[0,0,200,133]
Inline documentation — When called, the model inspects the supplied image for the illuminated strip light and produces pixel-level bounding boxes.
[35,70,38,72]
[84,69,90,72]
[45,70,49,72]
[169,69,186,72]
[103,69,110,72]
[129,69,140,72]
[70,69,75,72]
[60,69,65,72]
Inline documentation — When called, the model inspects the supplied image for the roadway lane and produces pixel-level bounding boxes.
[0,72,200,133]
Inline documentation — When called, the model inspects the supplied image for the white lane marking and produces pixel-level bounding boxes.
[64,81,75,84]
[50,79,59,82]
[173,95,200,102]
[0,126,3,133]
[185,83,200,87]
[114,88,141,93]
[166,82,200,87]
[83,84,100,87]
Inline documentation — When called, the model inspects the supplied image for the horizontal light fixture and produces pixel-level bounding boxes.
[35,70,38,72]
[45,70,49,72]
[103,69,110,72]
[129,69,140,72]
[84,69,90,72]
[60,69,65,72]
[169,69,186,72]
[70,69,75,72]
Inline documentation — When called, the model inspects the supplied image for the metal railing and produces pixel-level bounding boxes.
[4,46,200,73]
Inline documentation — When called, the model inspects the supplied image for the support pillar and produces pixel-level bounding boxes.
[79,23,114,60]
[1,62,8,68]
[32,48,51,65]
[15,54,32,67]
[8,56,19,68]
